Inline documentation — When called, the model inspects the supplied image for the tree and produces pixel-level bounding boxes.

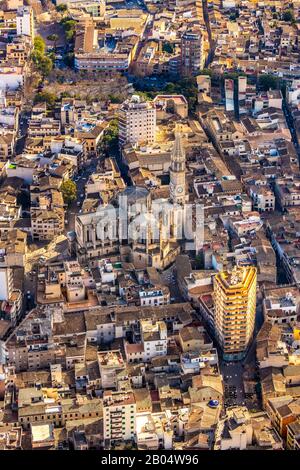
[31,35,53,77]
[60,18,76,41]
[258,74,279,91]
[60,91,72,99]
[61,180,77,206]
[34,91,56,107]
[132,72,200,111]
[100,119,119,156]
[282,10,295,23]
[163,76,198,112]
[47,34,59,53]
[135,90,153,101]
[223,71,245,80]
[162,42,175,54]
[34,35,46,55]
[108,94,123,104]
[31,49,43,64]
[63,52,74,67]
[197,68,213,77]
[56,3,68,13]
[39,56,53,76]
[31,50,53,76]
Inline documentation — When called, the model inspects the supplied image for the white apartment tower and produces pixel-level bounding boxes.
[16,6,35,40]
[118,95,156,146]
[0,267,13,301]
[103,390,136,443]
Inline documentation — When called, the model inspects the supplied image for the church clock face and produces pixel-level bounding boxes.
[177,186,183,194]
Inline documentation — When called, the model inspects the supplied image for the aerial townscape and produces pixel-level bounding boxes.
[1,0,300,454]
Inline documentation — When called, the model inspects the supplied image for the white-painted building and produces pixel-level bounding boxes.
[118,95,156,146]
[16,6,34,40]
[139,288,169,307]
[249,185,275,212]
[0,67,25,91]
[124,319,168,364]
[141,319,167,361]
[103,390,136,442]
[0,267,13,301]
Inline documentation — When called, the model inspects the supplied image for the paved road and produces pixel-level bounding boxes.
[202,0,216,67]
[160,264,183,302]
[283,101,300,161]
[217,299,264,410]
[16,111,30,155]
[65,159,99,233]
[220,361,246,407]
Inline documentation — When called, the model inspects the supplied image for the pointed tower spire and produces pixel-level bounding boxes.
[172,131,185,163]
[170,127,186,204]
[171,130,185,172]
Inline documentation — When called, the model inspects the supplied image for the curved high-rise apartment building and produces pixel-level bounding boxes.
[213,266,257,361]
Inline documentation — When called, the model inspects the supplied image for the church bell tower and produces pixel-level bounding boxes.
[170,131,186,205]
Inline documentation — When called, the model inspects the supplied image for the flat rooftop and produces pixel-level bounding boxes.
[97,350,124,368]
[103,390,135,407]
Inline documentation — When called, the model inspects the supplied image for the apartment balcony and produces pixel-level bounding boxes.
[111,432,123,439]
[110,411,122,417]
[111,422,122,429]
[111,417,122,424]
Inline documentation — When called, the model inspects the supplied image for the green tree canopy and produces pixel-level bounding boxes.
[61,179,77,206]
[162,42,175,54]
[39,56,53,76]
[31,51,53,76]
[100,119,119,156]
[258,74,279,91]
[134,90,153,101]
[60,18,76,41]
[31,49,43,64]
[32,35,53,77]
[282,10,295,23]
[34,91,57,107]
[164,76,198,111]
[34,35,46,55]
[132,75,199,112]
[108,94,123,104]
[56,3,68,13]
[198,68,213,77]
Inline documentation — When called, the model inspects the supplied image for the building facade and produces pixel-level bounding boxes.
[103,390,136,443]
[118,95,156,146]
[181,29,204,76]
[213,266,257,361]
[16,6,34,40]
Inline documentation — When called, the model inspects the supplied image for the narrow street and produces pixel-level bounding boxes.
[65,164,94,233]
[220,361,246,407]
[160,264,183,303]
[283,100,300,162]
[202,0,216,67]
[16,111,30,155]
[218,298,264,411]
